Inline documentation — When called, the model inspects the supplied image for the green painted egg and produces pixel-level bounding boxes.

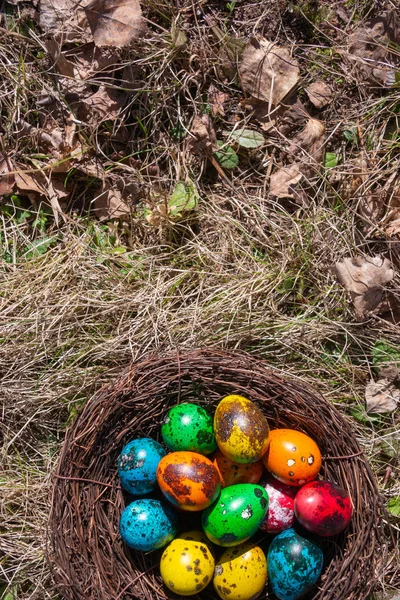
[202,484,269,547]
[161,403,217,455]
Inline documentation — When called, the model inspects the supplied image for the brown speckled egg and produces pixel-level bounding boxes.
[214,395,270,463]
[157,451,221,511]
[213,449,263,488]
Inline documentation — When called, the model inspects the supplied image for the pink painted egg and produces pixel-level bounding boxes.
[294,480,353,537]
[260,477,298,534]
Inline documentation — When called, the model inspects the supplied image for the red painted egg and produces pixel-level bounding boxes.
[260,476,298,534]
[294,480,353,537]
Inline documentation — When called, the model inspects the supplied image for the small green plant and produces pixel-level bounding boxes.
[214,141,239,169]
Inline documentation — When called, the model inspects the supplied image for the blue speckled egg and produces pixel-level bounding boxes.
[118,438,166,495]
[119,499,179,551]
[267,528,323,600]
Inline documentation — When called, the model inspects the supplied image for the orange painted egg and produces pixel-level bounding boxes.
[214,395,270,464]
[213,449,263,488]
[157,451,221,511]
[263,429,322,487]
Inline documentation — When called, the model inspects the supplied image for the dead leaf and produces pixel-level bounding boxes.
[365,378,399,413]
[80,85,125,120]
[0,153,15,197]
[287,118,326,162]
[239,38,300,107]
[85,0,145,48]
[305,81,332,109]
[333,255,394,318]
[188,115,218,155]
[94,183,131,220]
[269,164,303,199]
[339,14,400,87]
[14,171,46,195]
[39,0,90,41]
[208,85,229,118]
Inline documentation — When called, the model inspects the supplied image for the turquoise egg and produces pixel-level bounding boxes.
[119,499,179,551]
[202,484,269,546]
[267,528,324,600]
[161,403,217,455]
[118,437,166,495]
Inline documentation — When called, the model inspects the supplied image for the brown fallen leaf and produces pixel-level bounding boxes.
[85,0,145,48]
[365,378,399,413]
[333,255,394,318]
[239,38,300,108]
[287,118,325,162]
[188,115,218,155]
[94,183,131,221]
[305,81,332,109]
[269,164,303,199]
[0,153,15,197]
[39,0,91,41]
[339,14,400,87]
[208,84,229,117]
[80,85,125,121]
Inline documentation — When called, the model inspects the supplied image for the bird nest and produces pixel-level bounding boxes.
[48,349,385,600]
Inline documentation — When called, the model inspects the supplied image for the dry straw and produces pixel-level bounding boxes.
[49,348,385,600]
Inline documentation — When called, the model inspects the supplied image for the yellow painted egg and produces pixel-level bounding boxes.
[213,542,267,600]
[214,395,270,463]
[160,531,215,596]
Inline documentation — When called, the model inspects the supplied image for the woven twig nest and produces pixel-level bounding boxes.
[49,349,385,600]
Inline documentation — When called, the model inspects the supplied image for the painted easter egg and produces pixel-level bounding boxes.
[202,483,268,546]
[161,403,217,455]
[213,449,263,488]
[213,542,267,600]
[117,438,166,495]
[294,480,353,536]
[156,451,220,511]
[267,528,324,600]
[263,429,322,486]
[260,476,297,534]
[119,499,179,551]
[160,531,215,595]
[214,395,270,463]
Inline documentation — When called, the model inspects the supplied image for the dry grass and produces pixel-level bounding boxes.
[1,0,400,598]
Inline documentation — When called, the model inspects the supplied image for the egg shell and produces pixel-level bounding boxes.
[202,483,269,547]
[213,449,263,488]
[160,531,215,596]
[156,451,221,511]
[161,403,217,455]
[213,542,267,600]
[294,480,353,537]
[260,476,297,534]
[118,438,166,495]
[263,429,322,486]
[214,395,270,464]
[119,499,179,551]
[267,528,323,600]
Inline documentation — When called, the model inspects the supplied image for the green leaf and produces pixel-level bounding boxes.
[372,339,400,368]
[387,497,400,518]
[24,236,56,259]
[214,141,239,169]
[324,152,338,168]
[168,181,199,216]
[229,129,265,148]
